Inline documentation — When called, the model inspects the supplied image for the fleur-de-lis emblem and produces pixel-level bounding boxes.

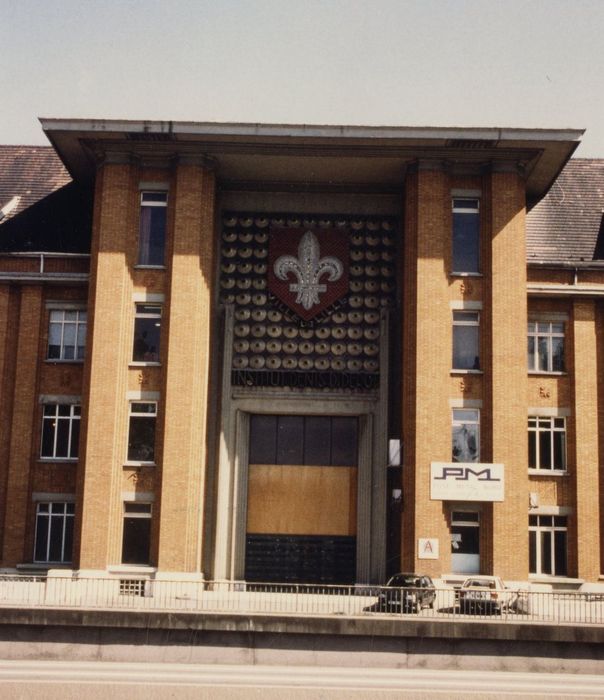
[274,231,343,310]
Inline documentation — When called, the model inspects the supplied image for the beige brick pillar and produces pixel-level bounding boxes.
[156,158,216,573]
[401,163,451,575]
[1,285,42,565]
[486,168,528,579]
[573,300,600,581]
[76,160,136,570]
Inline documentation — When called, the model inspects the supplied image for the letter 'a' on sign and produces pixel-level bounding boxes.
[418,538,439,559]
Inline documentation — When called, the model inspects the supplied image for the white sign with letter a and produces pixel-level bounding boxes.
[418,538,439,559]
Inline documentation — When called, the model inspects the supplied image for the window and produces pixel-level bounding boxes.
[529,514,567,576]
[132,304,161,363]
[127,402,157,463]
[41,404,81,460]
[452,311,480,370]
[138,191,167,266]
[528,417,566,472]
[122,502,152,565]
[34,502,74,563]
[452,198,480,273]
[452,409,479,462]
[527,321,565,372]
[48,309,87,361]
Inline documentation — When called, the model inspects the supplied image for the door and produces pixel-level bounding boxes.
[451,510,480,574]
[245,414,358,584]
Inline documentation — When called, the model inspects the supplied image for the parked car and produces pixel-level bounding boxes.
[458,575,516,614]
[367,573,436,614]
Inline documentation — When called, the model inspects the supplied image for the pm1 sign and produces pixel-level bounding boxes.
[430,462,504,502]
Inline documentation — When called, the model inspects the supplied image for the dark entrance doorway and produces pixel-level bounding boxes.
[245,414,358,584]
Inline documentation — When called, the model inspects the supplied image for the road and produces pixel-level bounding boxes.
[0,661,603,699]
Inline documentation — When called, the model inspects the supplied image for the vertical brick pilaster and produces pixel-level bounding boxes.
[487,169,528,579]
[157,160,216,573]
[402,164,451,576]
[76,161,135,570]
[573,300,600,580]
[1,285,42,565]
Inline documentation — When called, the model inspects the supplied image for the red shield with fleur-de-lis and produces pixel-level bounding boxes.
[268,228,349,321]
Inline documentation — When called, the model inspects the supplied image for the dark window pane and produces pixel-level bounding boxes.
[529,530,536,573]
[537,337,549,371]
[304,416,331,465]
[553,431,565,470]
[128,416,156,462]
[41,419,55,457]
[63,514,74,563]
[122,517,151,565]
[554,530,567,576]
[276,416,303,464]
[528,431,536,468]
[452,211,480,273]
[541,531,552,574]
[133,317,161,362]
[70,418,80,459]
[48,514,64,561]
[125,503,152,514]
[249,415,277,464]
[451,525,479,554]
[56,419,70,457]
[552,337,565,371]
[331,417,358,466]
[527,336,535,370]
[539,430,551,469]
[138,207,166,266]
[34,513,49,561]
[453,325,479,370]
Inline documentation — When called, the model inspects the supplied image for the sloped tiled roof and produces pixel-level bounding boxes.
[527,159,604,264]
[0,145,71,223]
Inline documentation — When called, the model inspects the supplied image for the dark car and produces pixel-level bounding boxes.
[368,573,436,614]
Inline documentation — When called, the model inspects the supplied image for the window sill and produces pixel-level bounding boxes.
[450,272,483,278]
[45,359,84,364]
[17,562,72,572]
[129,362,161,368]
[107,565,156,575]
[528,574,584,585]
[528,371,566,376]
[450,369,483,375]
[134,265,166,271]
[123,462,156,468]
[528,469,568,477]
[38,458,78,464]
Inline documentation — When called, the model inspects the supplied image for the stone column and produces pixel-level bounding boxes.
[572,300,600,580]
[401,163,452,575]
[1,286,42,565]
[76,159,136,570]
[156,158,216,573]
[486,167,529,579]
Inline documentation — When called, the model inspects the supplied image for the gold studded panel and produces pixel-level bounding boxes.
[220,214,397,390]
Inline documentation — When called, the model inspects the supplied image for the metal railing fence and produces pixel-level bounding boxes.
[0,575,602,625]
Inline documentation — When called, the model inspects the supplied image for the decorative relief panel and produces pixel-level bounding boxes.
[219,214,397,390]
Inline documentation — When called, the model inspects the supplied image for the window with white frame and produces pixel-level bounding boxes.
[527,321,565,372]
[528,417,566,472]
[34,502,74,563]
[132,304,161,363]
[138,191,167,266]
[452,409,480,462]
[529,514,567,576]
[122,502,152,565]
[452,311,480,370]
[452,198,480,273]
[47,309,87,361]
[127,402,157,463]
[41,404,81,460]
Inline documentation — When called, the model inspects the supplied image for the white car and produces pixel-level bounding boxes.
[458,576,516,614]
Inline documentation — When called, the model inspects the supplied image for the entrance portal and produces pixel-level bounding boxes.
[245,414,358,584]
[450,510,480,574]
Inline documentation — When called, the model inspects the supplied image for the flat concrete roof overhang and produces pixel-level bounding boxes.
[40,118,584,203]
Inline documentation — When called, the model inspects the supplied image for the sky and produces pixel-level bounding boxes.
[2,0,603,157]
